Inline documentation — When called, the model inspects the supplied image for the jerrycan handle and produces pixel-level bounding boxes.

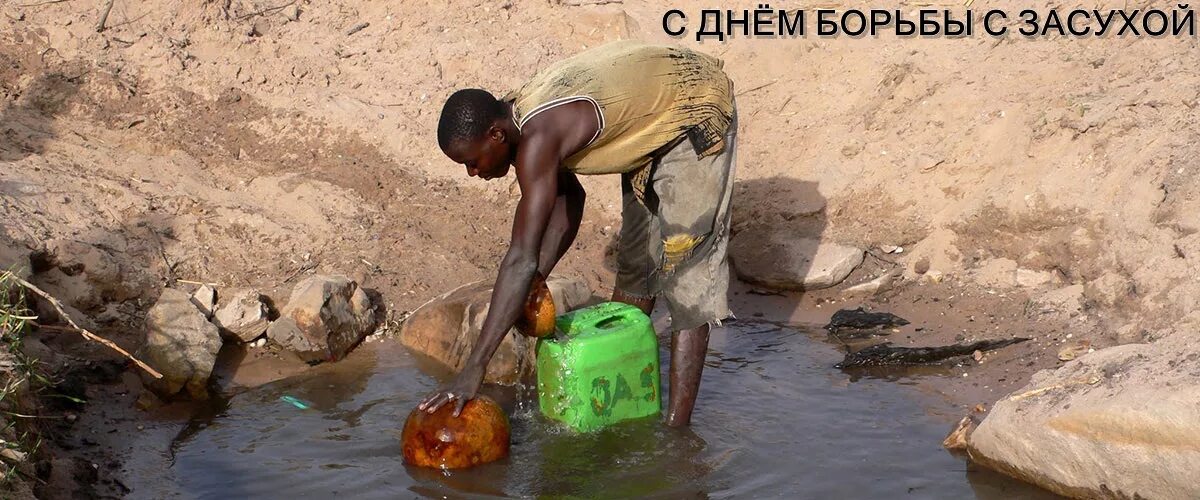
[594,315,623,330]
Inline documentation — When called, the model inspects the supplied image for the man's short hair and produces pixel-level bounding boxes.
[437,89,506,151]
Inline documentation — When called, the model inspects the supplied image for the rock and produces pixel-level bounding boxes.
[913,257,931,275]
[266,275,375,363]
[943,416,975,452]
[967,332,1200,499]
[399,276,595,385]
[973,258,1018,288]
[213,289,270,343]
[1056,340,1092,361]
[190,284,216,319]
[1015,268,1059,288]
[730,227,863,291]
[283,3,300,21]
[1085,272,1133,308]
[138,288,222,400]
[1033,285,1085,317]
[842,271,898,296]
[1115,322,1147,344]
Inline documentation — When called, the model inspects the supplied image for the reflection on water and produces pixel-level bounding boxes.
[123,320,1057,499]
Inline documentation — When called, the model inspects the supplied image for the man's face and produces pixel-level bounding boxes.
[444,128,513,181]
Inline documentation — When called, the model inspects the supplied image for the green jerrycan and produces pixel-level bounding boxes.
[536,302,661,432]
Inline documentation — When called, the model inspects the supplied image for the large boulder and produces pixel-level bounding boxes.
[138,288,223,400]
[399,276,594,385]
[213,289,270,343]
[730,226,863,290]
[266,275,375,363]
[967,330,1200,499]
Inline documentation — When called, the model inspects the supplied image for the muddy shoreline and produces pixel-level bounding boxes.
[26,273,1080,498]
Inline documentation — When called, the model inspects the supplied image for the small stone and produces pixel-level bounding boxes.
[914,257,931,275]
[213,289,270,343]
[942,416,974,452]
[190,285,217,319]
[0,448,27,463]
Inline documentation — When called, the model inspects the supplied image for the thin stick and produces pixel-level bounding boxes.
[3,272,162,379]
[176,279,223,287]
[236,0,295,20]
[345,22,369,36]
[95,0,115,32]
[18,0,71,7]
[735,80,777,97]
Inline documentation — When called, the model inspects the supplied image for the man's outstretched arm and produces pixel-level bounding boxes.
[418,134,562,416]
[537,171,585,277]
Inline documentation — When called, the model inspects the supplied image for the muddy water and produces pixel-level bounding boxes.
[122,320,1056,499]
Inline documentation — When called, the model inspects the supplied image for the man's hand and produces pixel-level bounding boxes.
[418,366,484,417]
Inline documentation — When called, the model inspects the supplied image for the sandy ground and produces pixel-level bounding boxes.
[1,0,1198,496]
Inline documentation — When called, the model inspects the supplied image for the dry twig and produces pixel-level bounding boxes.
[735,80,778,97]
[236,0,295,20]
[18,0,71,7]
[2,271,162,379]
[95,0,114,32]
[345,21,369,36]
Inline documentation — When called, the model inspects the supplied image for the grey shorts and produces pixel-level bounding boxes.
[615,108,738,331]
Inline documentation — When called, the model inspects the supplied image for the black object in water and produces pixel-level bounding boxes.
[835,338,1030,368]
[824,307,910,334]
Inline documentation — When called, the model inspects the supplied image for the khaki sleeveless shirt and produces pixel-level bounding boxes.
[504,41,734,175]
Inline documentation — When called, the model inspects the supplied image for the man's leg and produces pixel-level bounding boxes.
[667,323,709,426]
[613,170,658,316]
[654,110,739,427]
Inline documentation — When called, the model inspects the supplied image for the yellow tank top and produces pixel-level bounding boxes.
[504,41,734,175]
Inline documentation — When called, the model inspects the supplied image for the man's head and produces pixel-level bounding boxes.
[437,89,516,180]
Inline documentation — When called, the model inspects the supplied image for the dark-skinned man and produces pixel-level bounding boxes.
[418,40,737,427]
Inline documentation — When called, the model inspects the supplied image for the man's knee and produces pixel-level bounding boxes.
[611,289,655,316]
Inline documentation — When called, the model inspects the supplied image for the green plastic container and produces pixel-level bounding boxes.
[536,302,661,432]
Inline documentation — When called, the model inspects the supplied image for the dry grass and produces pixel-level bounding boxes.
[0,271,49,487]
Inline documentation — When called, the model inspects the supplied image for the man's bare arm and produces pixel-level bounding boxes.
[537,172,585,277]
[419,101,598,415]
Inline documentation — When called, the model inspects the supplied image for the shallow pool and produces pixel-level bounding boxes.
[124,319,1056,499]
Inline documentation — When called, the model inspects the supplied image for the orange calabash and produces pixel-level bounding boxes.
[515,272,556,338]
[401,396,511,469]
